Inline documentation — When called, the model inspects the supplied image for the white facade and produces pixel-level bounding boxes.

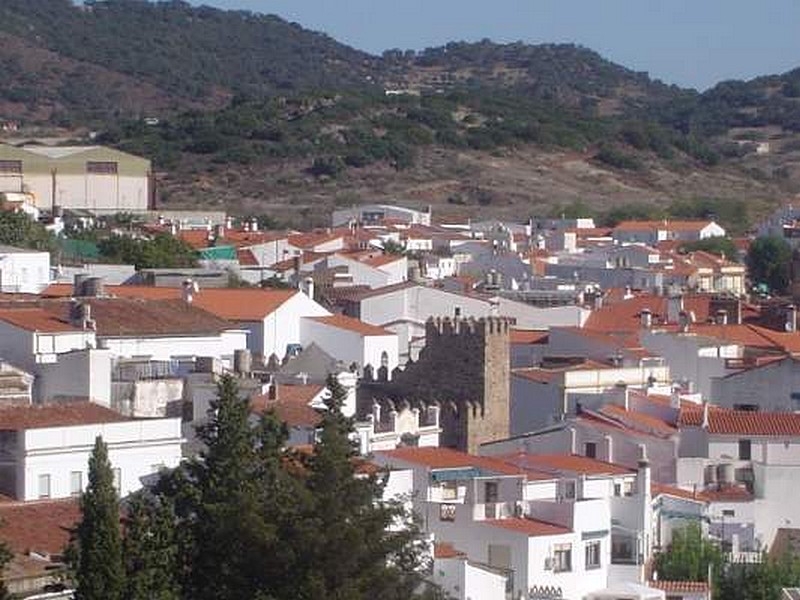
[324,254,407,289]
[247,291,330,361]
[299,317,399,377]
[711,357,800,411]
[0,416,183,501]
[332,204,432,227]
[0,247,51,293]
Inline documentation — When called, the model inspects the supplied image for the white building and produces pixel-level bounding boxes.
[374,446,669,600]
[0,144,152,213]
[332,204,432,227]
[0,402,183,501]
[677,406,800,551]
[300,314,399,378]
[510,359,671,434]
[0,245,51,294]
[612,221,725,245]
[711,356,800,411]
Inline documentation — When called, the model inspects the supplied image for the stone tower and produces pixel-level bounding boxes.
[361,316,512,453]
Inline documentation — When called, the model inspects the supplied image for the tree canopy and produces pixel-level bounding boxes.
[746,236,793,295]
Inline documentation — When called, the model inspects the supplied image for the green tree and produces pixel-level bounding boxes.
[717,553,800,600]
[680,237,740,261]
[0,521,14,600]
[122,493,180,600]
[73,437,125,600]
[295,374,433,599]
[654,522,724,583]
[181,375,268,600]
[746,236,793,294]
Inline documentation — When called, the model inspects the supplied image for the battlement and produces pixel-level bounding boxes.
[424,316,514,339]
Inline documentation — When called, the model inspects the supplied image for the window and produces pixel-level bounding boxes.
[86,161,118,175]
[70,471,83,496]
[485,481,499,503]
[584,442,597,459]
[613,483,622,497]
[0,160,22,174]
[585,540,601,569]
[553,544,572,572]
[38,474,51,499]
[722,509,735,517]
[612,536,636,564]
[113,468,121,493]
[739,439,752,460]
[440,482,458,501]
[440,503,456,522]
[623,481,634,497]
[563,480,576,500]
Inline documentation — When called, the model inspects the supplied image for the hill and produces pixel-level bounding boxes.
[1,0,800,228]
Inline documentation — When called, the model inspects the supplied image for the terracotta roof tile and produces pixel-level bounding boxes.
[434,542,466,559]
[307,314,392,336]
[510,329,549,345]
[251,384,325,428]
[481,518,571,537]
[0,401,130,430]
[679,406,800,436]
[497,453,634,476]
[236,248,259,266]
[651,483,706,503]
[599,404,677,436]
[42,285,300,322]
[614,220,716,233]
[378,446,529,477]
[698,485,754,503]
[0,499,80,555]
[651,581,709,594]
[0,308,80,333]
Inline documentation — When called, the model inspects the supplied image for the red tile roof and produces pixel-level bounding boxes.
[250,384,325,428]
[650,580,709,594]
[0,308,80,333]
[679,406,800,436]
[307,314,392,336]
[236,248,259,266]
[434,542,466,559]
[43,285,300,322]
[698,485,754,503]
[599,404,677,436]
[512,360,613,384]
[378,446,528,477]
[510,329,549,345]
[498,453,634,476]
[0,499,80,555]
[288,230,345,250]
[0,402,130,430]
[481,518,571,537]
[614,220,715,233]
[651,483,706,503]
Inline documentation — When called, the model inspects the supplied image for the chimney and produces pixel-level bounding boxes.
[787,305,797,333]
[73,274,88,297]
[182,279,198,303]
[715,309,728,326]
[636,444,653,560]
[157,214,165,226]
[603,434,614,463]
[614,383,630,411]
[303,276,315,300]
[250,217,259,232]
[640,308,652,329]
[667,294,684,324]
[678,311,690,333]
[670,385,681,410]
[225,215,234,230]
[567,427,577,454]
[268,381,278,401]
[702,402,710,429]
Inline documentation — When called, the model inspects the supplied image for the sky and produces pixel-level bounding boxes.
[188,0,800,91]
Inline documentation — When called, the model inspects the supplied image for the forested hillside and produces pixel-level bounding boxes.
[2,0,800,226]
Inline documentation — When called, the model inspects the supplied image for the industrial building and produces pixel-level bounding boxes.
[0,143,152,213]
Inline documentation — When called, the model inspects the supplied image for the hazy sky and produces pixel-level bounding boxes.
[188,0,800,90]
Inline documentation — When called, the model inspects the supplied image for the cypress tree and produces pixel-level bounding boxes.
[0,522,14,600]
[74,436,125,600]
[296,374,433,600]
[122,493,180,600]
[184,374,268,600]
